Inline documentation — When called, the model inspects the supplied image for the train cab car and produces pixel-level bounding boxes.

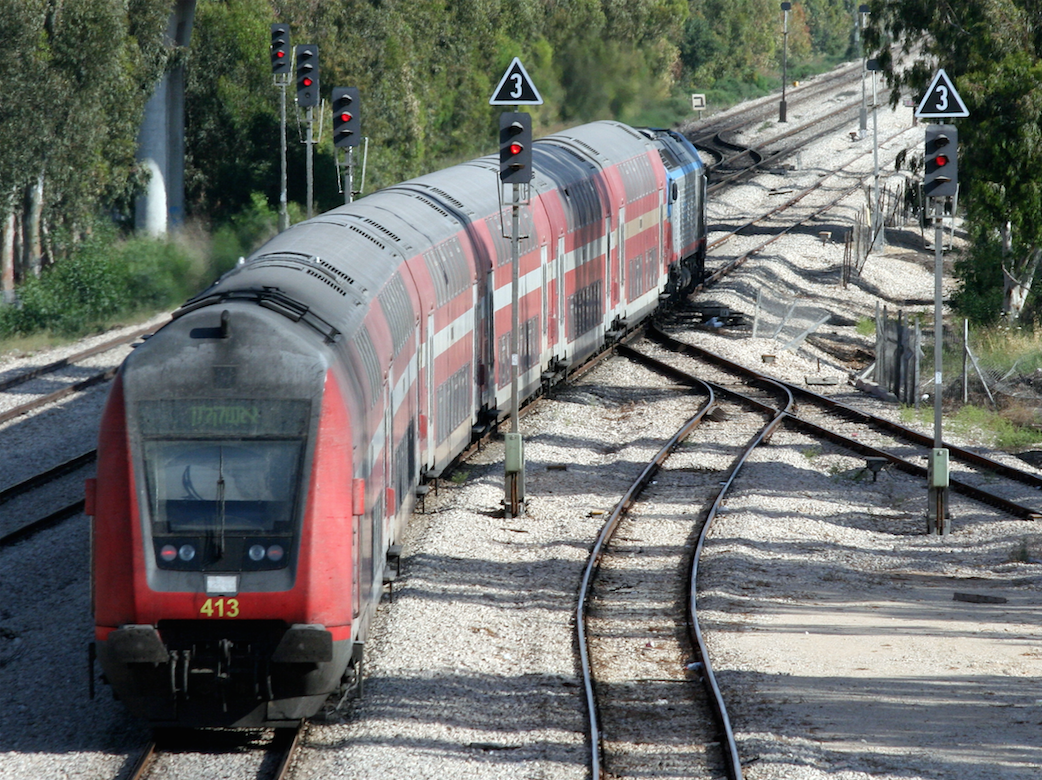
[91,297,362,727]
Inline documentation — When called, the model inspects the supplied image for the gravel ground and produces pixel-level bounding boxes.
[2,66,1041,779]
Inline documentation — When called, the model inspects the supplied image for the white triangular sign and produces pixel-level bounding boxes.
[490,57,543,106]
[915,69,969,119]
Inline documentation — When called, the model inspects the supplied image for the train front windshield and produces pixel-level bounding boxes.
[136,399,310,571]
[145,440,302,533]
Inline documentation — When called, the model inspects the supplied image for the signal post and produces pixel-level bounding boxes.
[270,25,291,231]
[491,58,542,518]
[332,87,361,203]
[295,44,320,219]
[915,69,967,535]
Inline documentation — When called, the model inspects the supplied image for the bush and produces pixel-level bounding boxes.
[0,229,205,340]
[0,195,282,344]
[0,240,132,337]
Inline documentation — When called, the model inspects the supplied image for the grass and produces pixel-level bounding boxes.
[901,402,1042,451]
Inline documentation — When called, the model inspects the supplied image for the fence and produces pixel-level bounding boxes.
[750,288,831,351]
[874,306,1042,409]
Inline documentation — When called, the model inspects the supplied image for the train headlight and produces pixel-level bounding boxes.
[160,544,178,562]
[248,544,266,562]
[178,544,196,561]
[267,544,285,562]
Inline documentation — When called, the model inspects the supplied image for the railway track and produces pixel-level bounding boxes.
[575,320,1042,776]
[0,324,162,546]
[126,725,302,780]
[629,324,1042,523]
[577,335,801,778]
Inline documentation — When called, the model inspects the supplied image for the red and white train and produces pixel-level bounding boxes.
[88,120,707,727]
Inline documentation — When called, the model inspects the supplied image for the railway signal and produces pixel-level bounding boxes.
[924,124,958,198]
[270,24,290,76]
[332,88,361,148]
[499,112,532,184]
[295,44,319,108]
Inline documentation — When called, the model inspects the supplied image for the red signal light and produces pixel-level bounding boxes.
[340,112,353,122]
[303,77,313,87]
[509,142,523,155]
[276,51,285,58]
[935,154,949,167]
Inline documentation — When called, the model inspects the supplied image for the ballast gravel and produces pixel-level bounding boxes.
[2,65,1042,780]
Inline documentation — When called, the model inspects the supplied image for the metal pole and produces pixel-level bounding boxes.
[306,105,314,219]
[870,61,882,250]
[279,82,289,231]
[779,3,790,122]
[859,6,869,133]
[930,196,950,534]
[344,147,354,205]
[506,180,524,517]
[933,198,944,450]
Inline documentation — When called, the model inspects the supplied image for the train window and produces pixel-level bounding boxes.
[144,439,303,535]
[378,273,414,358]
[355,327,383,406]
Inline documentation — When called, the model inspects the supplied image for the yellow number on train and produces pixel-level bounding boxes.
[199,598,240,618]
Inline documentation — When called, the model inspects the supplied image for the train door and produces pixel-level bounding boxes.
[604,215,614,322]
[540,244,549,358]
[618,206,627,312]
[557,235,566,349]
[353,511,361,618]
[659,194,666,283]
[425,312,435,468]
[374,389,391,585]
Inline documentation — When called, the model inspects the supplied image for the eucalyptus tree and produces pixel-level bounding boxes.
[0,0,170,284]
[864,0,1042,323]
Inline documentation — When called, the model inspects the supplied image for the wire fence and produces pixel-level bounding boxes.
[874,306,1042,410]
[750,288,832,351]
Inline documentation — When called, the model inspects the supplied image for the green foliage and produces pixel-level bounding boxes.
[0,224,206,339]
[856,317,876,336]
[952,233,1007,325]
[209,193,283,277]
[950,404,1042,450]
[0,0,171,229]
[865,0,1042,321]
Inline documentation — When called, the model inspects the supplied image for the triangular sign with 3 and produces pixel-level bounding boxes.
[915,69,969,119]
[490,57,543,106]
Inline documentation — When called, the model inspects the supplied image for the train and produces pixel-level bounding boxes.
[87,120,707,727]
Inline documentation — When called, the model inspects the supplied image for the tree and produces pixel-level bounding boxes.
[0,0,170,288]
[865,0,1042,323]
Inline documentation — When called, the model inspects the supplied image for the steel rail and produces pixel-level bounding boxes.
[0,450,96,506]
[0,366,117,426]
[635,335,1042,521]
[271,725,304,780]
[0,323,155,393]
[0,498,85,547]
[122,724,301,780]
[653,327,1042,493]
[575,376,753,779]
[126,740,157,780]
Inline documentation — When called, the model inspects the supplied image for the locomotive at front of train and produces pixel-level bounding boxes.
[91,236,379,727]
[641,128,707,293]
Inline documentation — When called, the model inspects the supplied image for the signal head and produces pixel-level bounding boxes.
[499,111,533,184]
[332,87,361,147]
[270,24,290,76]
[295,44,320,108]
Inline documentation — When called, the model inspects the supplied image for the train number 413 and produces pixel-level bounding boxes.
[199,597,240,618]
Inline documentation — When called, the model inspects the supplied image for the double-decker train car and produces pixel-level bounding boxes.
[88,121,706,727]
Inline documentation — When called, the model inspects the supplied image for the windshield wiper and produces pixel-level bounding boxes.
[215,448,227,559]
